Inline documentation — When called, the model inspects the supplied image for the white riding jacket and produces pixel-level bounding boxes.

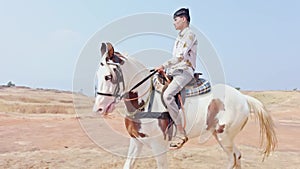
[162,27,198,77]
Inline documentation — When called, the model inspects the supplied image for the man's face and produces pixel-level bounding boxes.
[173,16,185,30]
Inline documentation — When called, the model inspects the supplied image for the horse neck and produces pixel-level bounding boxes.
[121,57,150,91]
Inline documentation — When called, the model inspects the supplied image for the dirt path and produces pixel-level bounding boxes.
[0,111,299,169]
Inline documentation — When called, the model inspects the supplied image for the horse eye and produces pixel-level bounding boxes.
[105,75,112,81]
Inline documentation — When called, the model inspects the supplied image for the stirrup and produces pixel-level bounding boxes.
[169,136,188,149]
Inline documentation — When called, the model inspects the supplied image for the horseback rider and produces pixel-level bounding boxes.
[155,8,198,149]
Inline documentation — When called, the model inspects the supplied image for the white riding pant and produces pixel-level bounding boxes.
[163,69,193,126]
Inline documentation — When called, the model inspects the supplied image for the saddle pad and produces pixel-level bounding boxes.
[185,78,211,97]
[153,76,211,97]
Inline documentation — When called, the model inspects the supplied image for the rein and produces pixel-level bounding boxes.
[128,69,157,92]
[97,68,157,102]
[96,92,120,97]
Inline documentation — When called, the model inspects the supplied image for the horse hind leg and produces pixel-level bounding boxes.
[233,145,242,169]
[123,138,143,169]
[213,132,242,169]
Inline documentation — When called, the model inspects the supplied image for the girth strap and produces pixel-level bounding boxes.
[129,112,170,120]
[147,85,155,112]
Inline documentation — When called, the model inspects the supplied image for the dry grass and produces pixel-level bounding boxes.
[243,90,300,108]
[1,86,299,115]
[0,86,93,114]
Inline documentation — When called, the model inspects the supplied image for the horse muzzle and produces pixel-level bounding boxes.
[93,101,115,115]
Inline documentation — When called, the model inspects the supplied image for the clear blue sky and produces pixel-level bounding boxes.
[1,0,299,91]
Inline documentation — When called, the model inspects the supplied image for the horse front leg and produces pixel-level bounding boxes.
[123,138,143,169]
[150,137,169,169]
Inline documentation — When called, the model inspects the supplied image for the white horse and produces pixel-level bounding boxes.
[93,43,277,169]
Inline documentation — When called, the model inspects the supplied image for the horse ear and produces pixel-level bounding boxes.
[100,43,107,57]
[106,42,114,58]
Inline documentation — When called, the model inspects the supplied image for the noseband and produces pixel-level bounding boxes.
[97,61,125,99]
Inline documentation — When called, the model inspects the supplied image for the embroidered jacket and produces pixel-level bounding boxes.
[162,27,197,76]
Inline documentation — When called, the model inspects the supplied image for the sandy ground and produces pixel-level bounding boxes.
[0,86,299,169]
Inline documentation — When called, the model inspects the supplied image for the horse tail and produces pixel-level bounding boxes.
[244,95,278,161]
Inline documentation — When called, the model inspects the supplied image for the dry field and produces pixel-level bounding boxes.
[0,86,299,169]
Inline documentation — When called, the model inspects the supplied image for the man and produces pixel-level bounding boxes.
[155,8,197,149]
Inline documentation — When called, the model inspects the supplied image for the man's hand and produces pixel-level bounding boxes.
[155,65,164,73]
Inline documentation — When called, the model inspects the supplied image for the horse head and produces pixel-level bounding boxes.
[93,42,149,115]
[93,42,125,115]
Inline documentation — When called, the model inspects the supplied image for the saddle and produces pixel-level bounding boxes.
[153,72,211,108]
[122,73,211,141]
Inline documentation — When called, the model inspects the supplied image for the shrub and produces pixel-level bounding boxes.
[7,81,15,87]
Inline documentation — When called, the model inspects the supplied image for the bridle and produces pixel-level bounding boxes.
[96,58,157,102]
[97,61,125,99]
[96,41,157,103]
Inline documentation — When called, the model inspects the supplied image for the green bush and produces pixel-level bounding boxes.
[7,81,15,87]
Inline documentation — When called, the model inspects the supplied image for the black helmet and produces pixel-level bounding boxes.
[173,8,190,22]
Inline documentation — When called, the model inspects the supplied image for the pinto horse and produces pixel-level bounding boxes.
[93,43,277,169]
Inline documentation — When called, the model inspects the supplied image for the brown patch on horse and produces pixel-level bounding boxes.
[216,124,225,133]
[123,91,147,138]
[206,98,225,132]
[123,91,145,112]
[125,118,147,138]
[158,119,173,140]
